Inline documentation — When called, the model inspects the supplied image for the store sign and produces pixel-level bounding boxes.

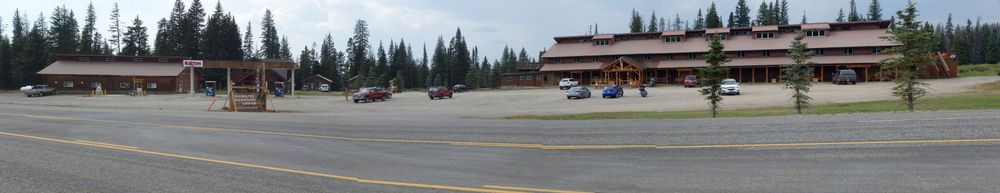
[182,60,204,67]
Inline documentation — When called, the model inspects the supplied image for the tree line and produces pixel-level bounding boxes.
[621,0,885,33]
[930,14,1000,65]
[0,0,538,91]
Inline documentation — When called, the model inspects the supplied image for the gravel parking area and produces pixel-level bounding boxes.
[3,77,996,118]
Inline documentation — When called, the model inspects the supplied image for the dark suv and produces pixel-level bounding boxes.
[832,69,858,85]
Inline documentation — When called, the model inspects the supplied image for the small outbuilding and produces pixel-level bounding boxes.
[301,74,333,90]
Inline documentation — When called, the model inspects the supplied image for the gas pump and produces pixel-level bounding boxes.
[205,81,217,97]
[274,82,285,97]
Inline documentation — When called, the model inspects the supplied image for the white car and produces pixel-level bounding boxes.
[319,84,330,92]
[720,79,741,95]
[558,78,579,90]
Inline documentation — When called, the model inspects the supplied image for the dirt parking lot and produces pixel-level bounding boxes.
[3,77,996,118]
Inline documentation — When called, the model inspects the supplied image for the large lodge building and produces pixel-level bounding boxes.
[530,20,957,87]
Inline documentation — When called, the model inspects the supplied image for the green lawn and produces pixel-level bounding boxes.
[958,63,1000,77]
[508,82,1000,120]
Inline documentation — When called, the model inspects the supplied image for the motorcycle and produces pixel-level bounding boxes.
[639,86,648,97]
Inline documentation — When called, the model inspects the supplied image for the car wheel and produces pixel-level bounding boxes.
[353,100,359,103]
[430,96,435,100]
[737,92,741,95]
[567,96,572,100]
[851,81,856,85]
[602,96,607,99]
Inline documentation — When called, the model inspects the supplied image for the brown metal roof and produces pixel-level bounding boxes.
[656,54,894,69]
[751,25,779,31]
[661,30,686,36]
[801,23,832,30]
[542,29,896,58]
[302,74,333,83]
[706,28,731,34]
[38,60,185,76]
[539,62,605,72]
[592,34,614,40]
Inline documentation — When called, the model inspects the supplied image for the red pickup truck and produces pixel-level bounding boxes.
[352,87,392,103]
[427,87,453,100]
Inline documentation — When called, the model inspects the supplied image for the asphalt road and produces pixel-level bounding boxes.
[2,104,1000,192]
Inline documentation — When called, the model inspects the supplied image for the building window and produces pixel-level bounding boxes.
[595,39,610,46]
[158,58,169,63]
[664,36,682,42]
[62,81,74,88]
[592,56,599,62]
[120,82,131,89]
[507,76,512,81]
[573,57,580,63]
[644,55,652,61]
[755,32,775,39]
[535,75,541,80]
[871,47,884,54]
[843,48,854,55]
[664,54,674,61]
[91,81,102,88]
[147,82,158,89]
[132,58,144,62]
[79,57,90,61]
[812,49,825,55]
[688,53,697,60]
[806,30,827,37]
[554,58,562,63]
[104,57,116,62]
[736,52,746,58]
[763,50,772,57]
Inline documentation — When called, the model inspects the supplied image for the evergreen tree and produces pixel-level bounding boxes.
[705,3,722,28]
[120,16,150,56]
[734,0,752,27]
[647,11,658,32]
[201,2,242,60]
[659,18,666,32]
[0,16,10,89]
[164,0,186,56]
[320,33,341,90]
[697,34,730,118]
[449,28,471,86]
[836,8,846,22]
[727,12,734,28]
[9,11,28,87]
[242,22,256,60]
[880,0,934,112]
[779,0,789,25]
[867,0,882,21]
[848,0,862,22]
[49,6,80,55]
[179,0,205,58]
[480,57,490,89]
[16,14,49,86]
[755,1,770,26]
[783,32,814,114]
[672,14,683,30]
[153,18,171,56]
[108,2,122,54]
[260,9,281,59]
[629,9,643,33]
[430,36,448,86]
[280,36,291,60]
[943,13,954,51]
[80,2,97,55]
[694,9,705,29]
[801,11,808,24]
[297,46,316,89]
[348,20,370,77]
[418,43,429,88]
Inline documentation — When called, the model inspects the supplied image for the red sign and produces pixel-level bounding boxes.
[182,60,204,67]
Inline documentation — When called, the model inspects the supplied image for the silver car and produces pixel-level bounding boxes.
[23,85,56,97]
[566,86,592,99]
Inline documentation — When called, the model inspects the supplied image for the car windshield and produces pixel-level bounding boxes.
[604,86,616,90]
[722,80,737,85]
[685,75,697,80]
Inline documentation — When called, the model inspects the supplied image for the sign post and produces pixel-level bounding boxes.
[183,60,204,97]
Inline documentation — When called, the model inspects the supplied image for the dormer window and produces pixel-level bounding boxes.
[755,32,775,39]
[664,36,682,42]
[595,39,610,46]
[806,30,827,37]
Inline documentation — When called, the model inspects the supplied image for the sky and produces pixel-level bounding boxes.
[1,0,999,63]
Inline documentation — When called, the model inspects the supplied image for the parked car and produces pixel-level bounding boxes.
[832,69,858,85]
[319,84,330,92]
[602,85,624,98]
[720,79,741,95]
[683,75,699,88]
[428,87,454,100]
[452,84,470,93]
[23,85,56,97]
[565,86,591,99]
[559,78,579,90]
[352,87,391,103]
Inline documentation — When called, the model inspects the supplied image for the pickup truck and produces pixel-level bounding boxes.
[23,85,56,97]
[352,87,392,103]
[559,78,579,90]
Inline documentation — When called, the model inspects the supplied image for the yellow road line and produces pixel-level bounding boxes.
[75,140,139,149]
[0,131,542,193]
[484,185,594,193]
[5,112,1000,151]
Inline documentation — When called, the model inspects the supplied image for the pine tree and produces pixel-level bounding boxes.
[179,0,205,58]
[9,11,28,87]
[280,36,291,60]
[943,13,954,51]
[848,0,862,22]
[0,16,10,89]
[242,22,256,60]
[755,1,769,26]
[867,0,882,21]
[698,34,730,118]
[801,11,808,24]
[659,18,666,32]
[734,0,752,27]
[430,36,448,86]
[705,3,722,28]
[320,33,340,90]
[49,6,80,55]
[153,19,170,56]
[727,12,734,28]
[694,9,705,29]
[419,43,429,88]
[629,9,643,33]
[165,0,186,56]
[880,0,934,112]
[108,2,122,54]
[201,2,242,60]
[784,32,814,114]
[348,20,370,77]
[449,28,471,86]
[80,2,97,55]
[779,0,789,25]
[120,16,149,56]
[672,14,682,30]
[260,9,281,59]
[647,11,658,32]
[836,8,846,22]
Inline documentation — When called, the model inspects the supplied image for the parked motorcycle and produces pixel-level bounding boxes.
[639,86,648,97]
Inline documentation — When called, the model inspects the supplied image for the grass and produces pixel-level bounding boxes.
[508,81,1000,120]
[958,63,1000,77]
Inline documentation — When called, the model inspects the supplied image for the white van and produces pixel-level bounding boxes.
[319,84,330,92]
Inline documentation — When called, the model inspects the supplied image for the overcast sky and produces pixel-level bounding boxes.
[2,0,999,62]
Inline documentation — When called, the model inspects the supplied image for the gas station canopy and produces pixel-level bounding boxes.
[202,59,298,69]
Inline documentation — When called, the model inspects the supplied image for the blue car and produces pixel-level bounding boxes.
[602,85,624,98]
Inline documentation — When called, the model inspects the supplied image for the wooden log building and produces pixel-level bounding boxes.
[37,55,199,94]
